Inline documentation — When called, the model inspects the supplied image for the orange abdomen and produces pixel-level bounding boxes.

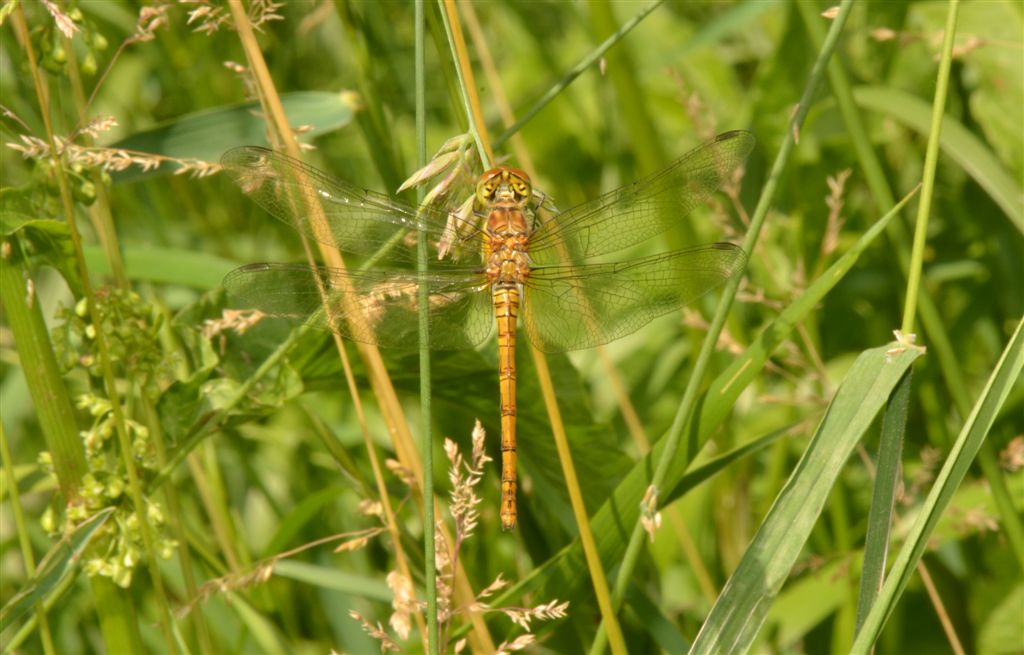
[493,285,520,530]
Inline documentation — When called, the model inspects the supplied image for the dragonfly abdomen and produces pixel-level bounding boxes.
[494,284,520,531]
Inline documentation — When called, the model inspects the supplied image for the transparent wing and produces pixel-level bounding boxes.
[521,243,746,352]
[223,263,493,350]
[221,147,487,264]
[528,131,755,264]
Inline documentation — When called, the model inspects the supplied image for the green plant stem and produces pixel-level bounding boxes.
[590,2,856,653]
[415,2,439,653]
[493,0,663,150]
[143,400,215,655]
[10,6,175,652]
[900,0,960,336]
[61,32,127,289]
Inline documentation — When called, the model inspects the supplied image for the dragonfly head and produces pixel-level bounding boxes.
[476,167,531,207]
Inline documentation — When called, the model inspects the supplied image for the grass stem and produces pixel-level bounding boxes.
[592,1,856,652]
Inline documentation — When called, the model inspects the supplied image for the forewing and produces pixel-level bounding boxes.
[221,147,486,264]
[223,263,493,350]
[529,131,754,264]
[522,243,746,352]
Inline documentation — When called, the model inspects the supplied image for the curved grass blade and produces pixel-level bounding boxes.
[688,343,923,654]
[0,507,115,632]
[850,316,1024,654]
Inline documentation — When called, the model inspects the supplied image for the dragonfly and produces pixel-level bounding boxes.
[221,130,755,530]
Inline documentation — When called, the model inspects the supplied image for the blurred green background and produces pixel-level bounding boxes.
[2,1,1021,653]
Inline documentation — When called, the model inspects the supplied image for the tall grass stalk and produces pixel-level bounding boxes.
[900,0,961,336]
[441,1,629,652]
[461,2,719,607]
[592,1,857,652]
[225,2,430,647]
[414,1,439,653]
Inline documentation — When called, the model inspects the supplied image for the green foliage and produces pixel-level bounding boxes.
[1,1,1021,654]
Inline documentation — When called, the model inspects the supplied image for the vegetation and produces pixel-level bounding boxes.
[1,1,1021,653]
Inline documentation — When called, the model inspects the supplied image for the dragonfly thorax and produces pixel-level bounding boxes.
[482,168,533,271]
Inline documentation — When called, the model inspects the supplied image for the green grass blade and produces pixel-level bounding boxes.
[0,223,88,495]
[689,343,923,655]
[900,0,962,336]
[850,315,1024,654]
[414,2,438,652]
[0,507,115,631]
[856,368,912,631]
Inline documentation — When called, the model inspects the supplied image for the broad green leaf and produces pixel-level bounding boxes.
[689,343,922,654]
[853,85,1024,234]
[977,583,1024,655]
[83,243,235,289]
[765,558,853,651]
[851,316,1024,654]
[1,214,80,294]
[274,560,391,602]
